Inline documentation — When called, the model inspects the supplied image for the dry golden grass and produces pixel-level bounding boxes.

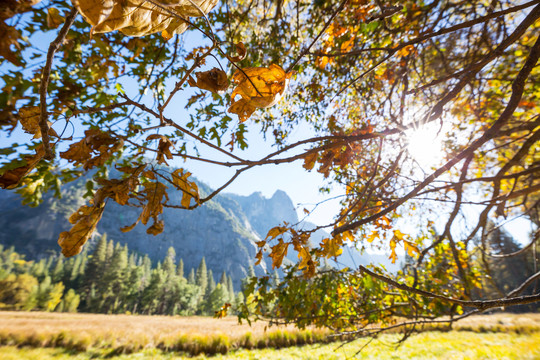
[452,312,540,332]
[0,311,329,354]
[0,311,288,339]
[0,311,538,356]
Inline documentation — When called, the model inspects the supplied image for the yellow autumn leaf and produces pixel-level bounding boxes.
[388,238,397,264]
[295,244,316,277]
[73,0,219,37]
[214,303,231,318]
[366,230,379,243]
[228,64,293,122]
[396,44,415,57]
[170,168,199,208]
[266,225,288,240]
[269,239,289,269]
[393,229,406,241]
[18,106,58,139]
[403,240,420,257]
[321,237,343,258]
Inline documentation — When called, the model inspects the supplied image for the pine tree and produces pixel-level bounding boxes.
[51,257,64,283]
[272,270,280,288]
[188,268,195,284]
[206,269,215,295]
[227,275,234,301]
[177,258,184,278]
[195,257,208,296]
[163,247,176,277]
[219,271,227,286]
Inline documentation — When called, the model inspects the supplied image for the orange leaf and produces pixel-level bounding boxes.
[230,42,247,62]
[269,239,289,269]
[388,238,397,264]
[188,68,229,95]
[302,151,318,171]
[266,226,288,240]
[403,240,420,257]
[228,64,293,121]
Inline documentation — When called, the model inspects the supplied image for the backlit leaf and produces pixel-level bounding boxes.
[188,68,229,95]
[47,8,64,29]
[73,0,219,37]
[269,239,289,269]
[228,64,293,122]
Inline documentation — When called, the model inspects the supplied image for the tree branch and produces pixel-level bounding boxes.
[359,265,540,310]
[332,29,540,236]
[39,7,78,160]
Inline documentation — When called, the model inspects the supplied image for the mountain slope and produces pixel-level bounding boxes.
[0,174,399,287]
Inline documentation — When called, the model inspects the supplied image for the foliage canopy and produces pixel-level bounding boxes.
[1,0,540,339]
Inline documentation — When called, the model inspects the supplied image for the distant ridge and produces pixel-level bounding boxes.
[0,170,399,287]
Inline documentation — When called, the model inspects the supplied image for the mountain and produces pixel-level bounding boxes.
[0,172,399,288]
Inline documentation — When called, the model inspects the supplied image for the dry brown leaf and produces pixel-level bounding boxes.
[170,168,199,207]
[0,23,22,66]
[139,182,168,225]
[230,42,247,62]
[58,204,105,257]
[147,134,174,165]
[47,8,64,29]
[146,219,164,235]
[121,181,169,235]
[0,0,42,21]
[73,0,218,37]
[0,145,45,189]
[188,68,229,94]
[60,129,123,170]
[18,106,58,139]
[228,64,293,122]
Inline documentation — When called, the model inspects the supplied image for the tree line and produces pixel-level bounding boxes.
[0,235,247,316]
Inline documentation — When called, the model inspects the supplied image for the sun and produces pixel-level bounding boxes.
[406,123,446,169]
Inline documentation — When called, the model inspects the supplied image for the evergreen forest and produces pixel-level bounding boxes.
[0,235,247,316]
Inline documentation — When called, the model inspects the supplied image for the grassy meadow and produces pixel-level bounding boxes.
[0,311,539,359]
